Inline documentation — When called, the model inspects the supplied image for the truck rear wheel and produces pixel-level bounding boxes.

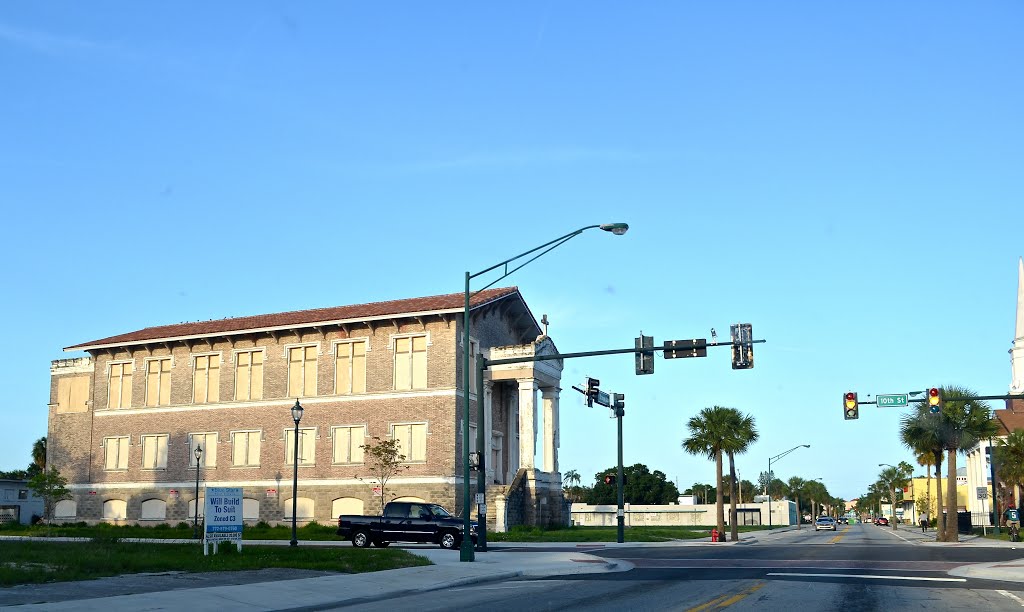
[352,530,372,548]
[439,531,461,549]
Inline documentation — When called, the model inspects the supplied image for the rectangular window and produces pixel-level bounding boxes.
[57,375,90,413]
[393,336,427,390]
[231,431,261,467]
[189,432,217,467]
[392,423,427,462]
[285,428,316,465]
[332,425,365,464]
[141,434,169,469]
[18,490,28,500]
[103,436,129,470]
[108,363,133,409]
[334,341,366,395]
[192,355,220,404]
[145,358,171,407]
[234,350,264,401]
[288,346,318,397]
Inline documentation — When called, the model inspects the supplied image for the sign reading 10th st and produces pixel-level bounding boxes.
[877,394,909,407]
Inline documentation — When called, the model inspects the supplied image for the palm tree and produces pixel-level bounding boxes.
[722,409,759,542]
[786,477,808,529]
[900,407,946,539]
[914,451,933,525]
[682,406,734,539]
[563,469,581,502]
[996,430,1024,511]
[932,385,999,542]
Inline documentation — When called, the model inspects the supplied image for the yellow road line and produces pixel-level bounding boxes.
[686,582,765,611]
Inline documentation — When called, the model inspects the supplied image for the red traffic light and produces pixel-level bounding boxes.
[845,392,856,402]
[604,474,616,486]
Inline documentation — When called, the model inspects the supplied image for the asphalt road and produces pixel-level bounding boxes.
[340,524,1024,611]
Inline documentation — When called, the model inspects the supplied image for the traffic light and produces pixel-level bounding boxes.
[843,391,859,420]
[585,377,600,407]
[604,473,616,486]
[611,393,626,417]
[731,323,754,369]
[635,335,654,375]
[928,387,943,413]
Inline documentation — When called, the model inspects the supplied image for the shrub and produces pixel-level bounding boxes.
[176,522,191,529]
[217,540,238,555]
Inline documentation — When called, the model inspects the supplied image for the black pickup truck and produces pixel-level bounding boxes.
[337,501,478,549]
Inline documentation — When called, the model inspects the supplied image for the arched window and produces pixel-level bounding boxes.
[332,497,364,518]
[283,497,314,519]
[392,496,427,503]
[187,497,206,519]
[243,498,260,521]
[54,499,77,519]
[102,499,127,521]
[140,499,167,521]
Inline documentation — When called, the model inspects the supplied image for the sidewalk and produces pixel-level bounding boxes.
[3,545,630,611]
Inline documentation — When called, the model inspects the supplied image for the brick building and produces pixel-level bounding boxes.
[46,287,566,529]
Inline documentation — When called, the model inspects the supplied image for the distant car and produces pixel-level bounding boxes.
[837,517,849,525]
[875,517,889,526]
[864,517,873,523]
[815,517,838,531]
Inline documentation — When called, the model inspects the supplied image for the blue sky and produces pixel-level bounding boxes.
[2,2,1021,502]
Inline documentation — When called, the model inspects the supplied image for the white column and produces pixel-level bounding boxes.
[508,388,519,480]
[542,387,560,473]
[484,381,494,484]
[517,379,537,469]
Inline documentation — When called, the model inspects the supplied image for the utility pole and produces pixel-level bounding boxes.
[614,394,625,544]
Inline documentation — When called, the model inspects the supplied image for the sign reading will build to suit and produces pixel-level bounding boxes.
[204,487,243,553]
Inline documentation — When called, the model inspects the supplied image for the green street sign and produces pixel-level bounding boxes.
[877,394,909,407]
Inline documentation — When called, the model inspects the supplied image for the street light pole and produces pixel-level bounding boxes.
[192,445,203,539]
[461,222,628,562]
[767,444,810,530]
[290,400,304,547]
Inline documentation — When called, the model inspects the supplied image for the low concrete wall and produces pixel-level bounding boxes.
[571,500,797,527]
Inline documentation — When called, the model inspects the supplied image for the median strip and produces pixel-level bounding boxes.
[686,581,765,611]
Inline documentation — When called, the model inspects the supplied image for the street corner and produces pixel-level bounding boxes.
[948,559,1024,583]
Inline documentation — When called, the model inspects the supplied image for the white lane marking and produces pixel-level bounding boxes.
[876,528,916,545]
[997,590,1024,607]
[767,572,966,582]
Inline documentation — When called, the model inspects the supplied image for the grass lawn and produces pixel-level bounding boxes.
[487,524,766,542]
[0,540,429,587]
[0,520,341,541]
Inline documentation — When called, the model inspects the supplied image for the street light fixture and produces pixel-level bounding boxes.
[767,444,810,531]
[192,444,203,539]
[461,222,629,561]
[290,399,304,547]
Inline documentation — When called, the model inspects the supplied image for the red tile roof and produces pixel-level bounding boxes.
[66,287,522,351]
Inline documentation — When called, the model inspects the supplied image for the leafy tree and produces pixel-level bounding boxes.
[586,464,680,505]
[739,480,757,503]
[356,436,409,513]
[722,409,758,541]
[27,467,69,524]
[684,482,715,504]
[876,463,911,529]
[757,471,774,497]
[29,437,46,477]
[682,406,733,537]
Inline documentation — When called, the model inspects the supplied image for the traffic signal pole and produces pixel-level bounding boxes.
[616,399,625,544]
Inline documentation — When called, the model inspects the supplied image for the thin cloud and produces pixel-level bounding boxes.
[0,22,117,56]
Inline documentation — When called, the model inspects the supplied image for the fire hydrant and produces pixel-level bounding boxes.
[711,528,720,542]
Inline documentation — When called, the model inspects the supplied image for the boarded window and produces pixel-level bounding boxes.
[108,363,132,409]
[394,336,427,390]
[104,436,129,470]
[56,375,89,413]
[54,499,76,519]
[392,423,427,462]
[234,351,263,401]
[332,497,364,518]
[102,499,127,520]
[192,355,220,403]
[288,346,318,397]
[285,428,316,465]
[141,434,168,469]
[284,497,315,519]
[243,498,260,521]
[332,426,365,464]
[140,499,167,520]
[231,431,261,466]
[334,341,366,394]
[189,432,217,467]
[145,358,171,407]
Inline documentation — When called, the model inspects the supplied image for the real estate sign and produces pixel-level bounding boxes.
[204,487,243,552]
